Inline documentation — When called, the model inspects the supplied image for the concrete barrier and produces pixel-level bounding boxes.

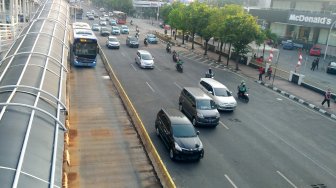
[98,45,176,188]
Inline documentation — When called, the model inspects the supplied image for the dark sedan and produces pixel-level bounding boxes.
[326,61,336,74]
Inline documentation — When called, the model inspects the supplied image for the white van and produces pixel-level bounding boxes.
[199,78,237,111]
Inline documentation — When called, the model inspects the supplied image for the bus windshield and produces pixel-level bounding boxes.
[74,42,97,56]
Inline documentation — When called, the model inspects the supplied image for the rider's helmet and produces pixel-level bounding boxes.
[241,80,245,86]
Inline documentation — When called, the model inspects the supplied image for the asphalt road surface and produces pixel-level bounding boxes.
[83,11,336,188]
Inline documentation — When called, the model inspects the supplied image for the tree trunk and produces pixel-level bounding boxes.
[182,30,185,44]
[204,39,209,56]
[174,28,177,40]
[218,41,224,62]
[236,55,240,71]
[226,43,231,66]
[191,33,195,50]
[262,42,265,58]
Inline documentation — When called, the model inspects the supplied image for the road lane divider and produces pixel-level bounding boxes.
[131,64,137,71]
[220,121,229,129]
[98,45,176,188]
[224,174,238,188]
[174,82,182,90]
[146,82,155,93]
[276,171,297,188]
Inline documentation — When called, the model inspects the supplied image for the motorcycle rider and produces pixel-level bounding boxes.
[176,58,183,71]
[144,38,148,46]
[206,68,214,78]
[166,42,171,53]
[238,80,247,97]
[172,50,178,62]
[130,20,133,25]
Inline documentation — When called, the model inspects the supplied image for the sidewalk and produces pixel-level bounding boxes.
[170,37,336,120]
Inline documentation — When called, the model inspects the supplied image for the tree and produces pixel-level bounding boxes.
[197,7,213,56]
[226,10,262,70]
[168,3,188,44]
[184,2,209,50]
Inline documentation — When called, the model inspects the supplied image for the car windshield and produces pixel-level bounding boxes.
[122,26,128,29]
[196,99,216,110]
[172,124,196,137]
[141,54,152,60]
[213,88,231,97]
[313,47,320,50]
[101,27,108,31]
[148,35,156,38]
[109,38,118,42]
[113,27,119,31]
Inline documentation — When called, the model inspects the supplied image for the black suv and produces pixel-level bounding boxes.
[155,108,204,161]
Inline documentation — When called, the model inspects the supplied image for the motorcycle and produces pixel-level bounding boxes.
[237,89,249,103]
[173,53,179,62]
[166,46,171,53]
[176,63,183,73]
[205,72,214,78]
[144,39,148,47]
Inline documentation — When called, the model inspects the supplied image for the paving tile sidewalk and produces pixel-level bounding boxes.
[169,38,336,120]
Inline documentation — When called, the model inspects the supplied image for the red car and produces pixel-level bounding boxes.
[309,45,322,56]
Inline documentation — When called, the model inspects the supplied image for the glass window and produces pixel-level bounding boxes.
[172,124,196,137]
[213,88,231,97]
[141,54,152,60]
[75,42,97,56]
[196,99,216,110]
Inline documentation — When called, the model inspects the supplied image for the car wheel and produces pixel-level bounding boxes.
[155,127,160,137]
[178,104,183,112]
[192,118,197,126]
[169,148,175,160]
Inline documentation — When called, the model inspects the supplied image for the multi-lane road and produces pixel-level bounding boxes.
[82,13,336,187]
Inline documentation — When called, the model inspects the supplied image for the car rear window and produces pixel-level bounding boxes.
[330,62,336,66]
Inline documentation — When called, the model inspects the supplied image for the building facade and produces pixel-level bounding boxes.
[250,0,336,56]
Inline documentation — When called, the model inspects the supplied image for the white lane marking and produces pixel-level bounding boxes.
[102,75,110,80]
[200,60,208,64]
[276,171,297,188]
[174,82,182,90]
[155,66,162,71]
[260,122,336,178]
[121,52,126,57]
[131,64,137,71]
[224,174,238,188]
[146,82,155,93]
[276,98,282,101]
[220,121,229,129]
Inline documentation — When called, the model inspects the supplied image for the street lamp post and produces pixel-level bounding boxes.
[324,20,336,60]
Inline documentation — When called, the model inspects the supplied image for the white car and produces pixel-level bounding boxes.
[120,25,129,34]
[111,26,120,35]
[135,50,154,69]
[91,23,100,31]
[199,78,237,111]
[99,21,107,26]
[106,36,120,49]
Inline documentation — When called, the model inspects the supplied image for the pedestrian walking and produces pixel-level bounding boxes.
[265,66,272,80]
[258,66,265,81]
[172,30,176,37]
[315,57,320,70]
[311,59,317,71]
[321,88,332,108]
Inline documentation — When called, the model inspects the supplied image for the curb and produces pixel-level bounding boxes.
[256,80,336,120]
[166,39,336,120]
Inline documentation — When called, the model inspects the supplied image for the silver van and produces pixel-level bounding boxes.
[178,87,220,127]
[199,78,237,111]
